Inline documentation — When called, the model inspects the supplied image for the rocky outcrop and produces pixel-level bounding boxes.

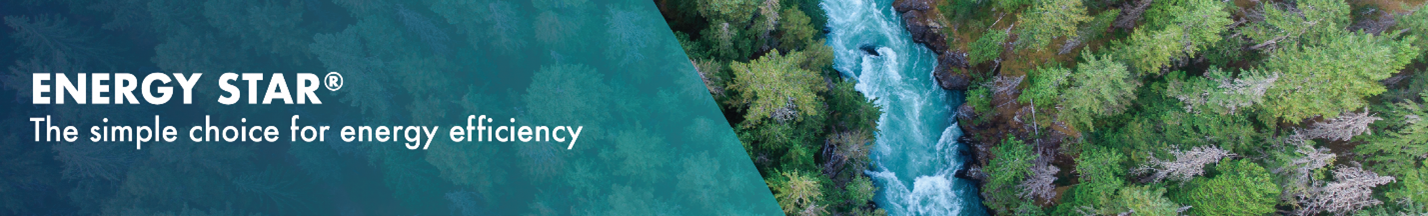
[934,53,970,90]
[892,0,972,90]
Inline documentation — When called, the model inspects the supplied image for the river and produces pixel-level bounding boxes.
[821,0,987,215]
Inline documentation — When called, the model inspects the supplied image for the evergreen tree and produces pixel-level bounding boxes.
[1019,66,1070,110]
[771,171,827,215]
[1014,0,1090,51]
[1403,4,1428,60]
[778,8,817,51]
[1174,159,1280,216]
[1115,0,1230,73]
[1060,51,1139,131]
[982,137,1036,215]
[969,30,1007,65]
[1261,32,1418,123]
[1356,93,1428,177]
[1110,186,1180,216]
[1053,146,1125,215]
[729,50,827,124]
[695,0,759,23]
[1243,0,1352,50]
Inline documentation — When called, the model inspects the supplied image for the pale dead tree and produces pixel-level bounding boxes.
[1018,153,1058,204]
[1282,143,1336,180]
[1295,165,1396,215]
[993,75,1024,98]
[1133,145,1233,183]
[1209,71,1279,113]
[1297,109,1381,141]
[771,97,799,123]
[1243,6,1266,25]
[1058,38,1082,55]
[1275,140,1337,202]
[757,0,780,33]
[1170,70,1278,114]
[993,75,1024,109]
[797,203,828,216]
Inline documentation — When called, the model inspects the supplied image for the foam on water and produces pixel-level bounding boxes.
[821,0,987,215]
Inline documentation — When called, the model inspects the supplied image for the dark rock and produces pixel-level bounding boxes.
[899,11,950,55]
[955,166,988,184]
[892,0,932,12]
[859,44,881,56]
[891,0,971,91]
[934,53,971,90]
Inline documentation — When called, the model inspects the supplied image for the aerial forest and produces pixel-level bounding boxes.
[661,0,1428,215]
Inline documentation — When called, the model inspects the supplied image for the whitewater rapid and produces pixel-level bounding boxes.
[820,0,987,215]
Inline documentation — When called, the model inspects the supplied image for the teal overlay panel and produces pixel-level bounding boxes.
[0,0,781,215]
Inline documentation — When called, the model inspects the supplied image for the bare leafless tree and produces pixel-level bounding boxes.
[1018,153,1058,204]
[1133,145,1233,183]
[1283,143,1336,180]
[1058,38,1082,55]
[1275,140,1337,202]
[993,75,1024,110]
[1172,70,1279,114]
[1298,109,1381,141]
[757,0,781,35]
[771,98,799,123]
[993,75,1024,98]
[1295,165,1396,215]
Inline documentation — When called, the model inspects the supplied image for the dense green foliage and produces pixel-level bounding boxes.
[981,137,1036,215]
[730,50,827,124]
[1110,185,1180,216]
[1116,0,1232,73]
[1405,4,1428,60]
[968,30,1007,65]
[1059,51,1139,131]
[1260,31,1418,122]
[669,0,1426,214]
[947,0,1428,214]
[1013,0,1090,51]
[1173,159,1280,216]
[1019,66,1069,109]
[1052,146,1126,215]
[965,85,995,124]
[1356,93,1428,177]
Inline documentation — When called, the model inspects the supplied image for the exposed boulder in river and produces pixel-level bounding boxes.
[859,44,881,56]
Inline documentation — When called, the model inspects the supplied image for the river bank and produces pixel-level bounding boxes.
[886,0,1082,212]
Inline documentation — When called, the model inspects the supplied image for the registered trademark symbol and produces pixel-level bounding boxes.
[324,72,343,91]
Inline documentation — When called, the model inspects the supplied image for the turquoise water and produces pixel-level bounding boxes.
[821,0,987,215]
